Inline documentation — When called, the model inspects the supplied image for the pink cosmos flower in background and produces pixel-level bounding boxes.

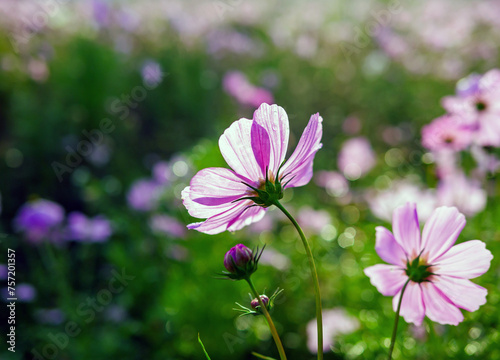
[306,308,359,353]
[337,137,376,180]
[149,214,186,239]
[152,161,172,185]
[365,203,492,326]
[432,148,459,179]
[297,206,332,235]
[65,212,113,243]
[455,73,481,97]
[182,103,323,234]
[126,179,163,212]
[421,114,473,152]
[442,69,500,147]
[223,71,274,108]
[315,171,349,198]
[14,199,65,243]
[258,247,291,271]
[470,145,500,177]
[437,171,487,217]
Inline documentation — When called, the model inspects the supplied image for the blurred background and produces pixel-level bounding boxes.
[1,0,500,359]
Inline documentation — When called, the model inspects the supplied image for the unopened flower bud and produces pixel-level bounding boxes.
[251,295,270,309]
[224,244,253,273]
[221,244,264,280]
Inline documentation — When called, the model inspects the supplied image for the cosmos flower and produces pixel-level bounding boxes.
[126,179,162,212]
[65,212,113,243]
[223,71,274,108]
[182,103,322,234]
[337,137,376,180]
[442,69,500,147]
[421,114,473,152]
[365,203,492,326]
[14,199,64,243]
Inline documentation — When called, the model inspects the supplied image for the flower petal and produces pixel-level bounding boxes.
[375,226,408,266]
[421,282,463,325]
[219,118,263,181]
[432,275,488,312]
[281,113,323,188]
[421,206,466,263]
[392,203,421,258]
[251,121,271,178]
[432,240,493,279]
[252,104,290,175]
[364,264,408,296]
[187,201,263,235]
[182,168,251,219]
[393,281,425,326]
[227,205,266,232]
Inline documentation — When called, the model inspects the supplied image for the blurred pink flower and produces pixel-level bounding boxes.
[127,179,162,212]
[223,71,274,108]
[14,199,64,243]
[297,206,332,234]
[149,214,186,239]
[433,149,459,178]
[315,171,349,198]
[455,73,482,97]
[2,283,36,302]
[437,171,486,217]
[367,181,437,222]
[65,212,113,243]
[152,161,172,185]
[342,116,362,135]
[182,103,323,234]
[306,308,359,353]
[365,203,492,326]
[258,247,291,271]
[421,114,473,152]
[471,145,500,176]
[141,60,164,88]
[338,137,376,180]
[442,69,500,146]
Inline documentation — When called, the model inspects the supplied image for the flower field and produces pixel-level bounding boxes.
[1,1,500,359]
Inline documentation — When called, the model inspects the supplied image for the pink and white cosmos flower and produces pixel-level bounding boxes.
[364,202,492,326]
[442,69,500,147]
[421,114,473,152]
[182,103,323,234]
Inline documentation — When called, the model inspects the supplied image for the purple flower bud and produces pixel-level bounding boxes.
[251,295,269,309]
[224,244,253,274]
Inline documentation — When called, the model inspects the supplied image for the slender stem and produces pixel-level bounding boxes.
[246,278,287,360]
[42,243,72,311]
[273,201,323,360]
[388,279,410,360]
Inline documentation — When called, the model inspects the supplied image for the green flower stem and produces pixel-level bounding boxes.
[245,278,287,360]
[388,279,410,360]
[273,200,323,360]
[42,243,72,311]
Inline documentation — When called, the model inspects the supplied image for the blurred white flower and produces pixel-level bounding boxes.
[367,180,437,222]
[306,308,359,353]
[437,171,486,217]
